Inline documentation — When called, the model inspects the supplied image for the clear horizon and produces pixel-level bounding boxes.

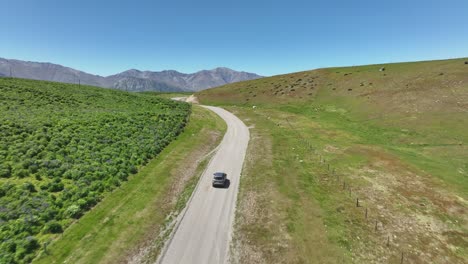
[2,0,467,76]
[4,55,468,78]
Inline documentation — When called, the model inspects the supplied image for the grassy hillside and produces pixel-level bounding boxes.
[0,78,190,263]
[198,58,468,263]
[33,106,226,264]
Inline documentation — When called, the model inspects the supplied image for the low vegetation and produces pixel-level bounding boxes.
[199,58,468,263]
[33,105,226,264]
[0,78,190,263]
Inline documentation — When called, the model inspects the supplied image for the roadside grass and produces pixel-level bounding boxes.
[229,105,467,263]
[200,58,468,263]
[136,152,214,264]
[33,105,226,264]
[174,157,209,212]
[229,106,349,263]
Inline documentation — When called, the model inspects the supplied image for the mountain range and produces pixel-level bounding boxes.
[0,57,262,92]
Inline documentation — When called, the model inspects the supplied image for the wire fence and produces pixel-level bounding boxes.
[252,109,409,263]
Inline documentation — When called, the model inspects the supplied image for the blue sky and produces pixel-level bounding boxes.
[1,0,467,76]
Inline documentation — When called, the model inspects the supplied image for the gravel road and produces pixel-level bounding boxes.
[158,105,250,264]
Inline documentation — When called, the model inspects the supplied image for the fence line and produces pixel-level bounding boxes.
[251,111,409,263]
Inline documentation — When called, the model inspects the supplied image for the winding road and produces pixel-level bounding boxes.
[157,105,250,264]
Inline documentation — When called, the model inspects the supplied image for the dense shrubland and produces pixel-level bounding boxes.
[0,78,191,263]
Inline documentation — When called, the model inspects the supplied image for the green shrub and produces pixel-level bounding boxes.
[43,221,63,234]
[64,205,81,219]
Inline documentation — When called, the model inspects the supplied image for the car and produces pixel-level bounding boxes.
[212,172,227,187]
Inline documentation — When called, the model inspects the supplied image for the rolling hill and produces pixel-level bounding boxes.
[198,58,468,263]
[0,58,262,92]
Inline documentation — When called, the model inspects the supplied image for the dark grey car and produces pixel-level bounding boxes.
[212,172,227,187]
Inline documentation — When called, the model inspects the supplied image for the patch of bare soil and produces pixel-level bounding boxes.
[343,146,467,263]
[186,95,199,104]
[125,129,222,264]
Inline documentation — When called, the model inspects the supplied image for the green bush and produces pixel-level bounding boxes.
[43,221,63,234]
[64,205,81,219]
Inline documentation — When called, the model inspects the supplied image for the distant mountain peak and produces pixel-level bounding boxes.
[160,69,182,74]
[0,57,263,92]
[212,66,232,70]
[124,68,141,73]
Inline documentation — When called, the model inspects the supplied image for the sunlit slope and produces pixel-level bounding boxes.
[0,78,190,263]
[199,58,467,109]
[197,58,468,263]
[199,58,468,188]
